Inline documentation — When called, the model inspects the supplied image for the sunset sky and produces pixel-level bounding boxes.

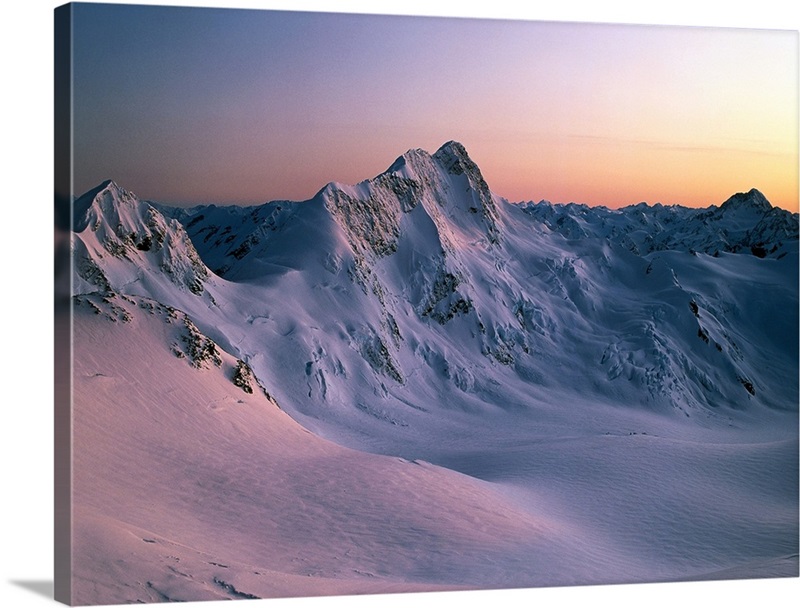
[70,2,799,210]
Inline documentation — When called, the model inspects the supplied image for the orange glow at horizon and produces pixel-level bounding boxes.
[72,7,798,213]
[478,135,799,211]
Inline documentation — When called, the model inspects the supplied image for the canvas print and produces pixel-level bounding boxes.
[54,2,799,606]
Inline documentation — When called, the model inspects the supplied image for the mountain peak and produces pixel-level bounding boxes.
[387,147,433,174]
[89,179,128,201]
[720,188,772,213]
[432,140,474,174]
[385,141,476,178]
[72,179,213,297]
[437,140,468,154]
[73,179,129,231]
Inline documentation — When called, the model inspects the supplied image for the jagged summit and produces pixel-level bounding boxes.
[73,179,125,230]
[316,141,501,269]
[76,177,116,200]
[316,142,469,198]
[438,139,468,154]
[387,146,432,173]
[382,141,484,184]
[71,179,213,299]
[387,140,472,174]
[431,140,478,173]
[75,180,156,241]
[720,188,772,213]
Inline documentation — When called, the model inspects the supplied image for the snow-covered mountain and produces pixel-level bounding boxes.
[133,141,800,425]
[72,180,215,304]
[520,187,797,258]
[69,142,799,604]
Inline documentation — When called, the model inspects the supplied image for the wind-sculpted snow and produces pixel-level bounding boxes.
[70,142,798,603]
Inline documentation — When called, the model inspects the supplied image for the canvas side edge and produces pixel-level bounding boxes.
[54,3,74,606]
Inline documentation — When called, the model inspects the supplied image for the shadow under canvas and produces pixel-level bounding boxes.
[10,580,55,601]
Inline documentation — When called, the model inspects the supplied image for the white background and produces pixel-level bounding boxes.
[1,1,797,607]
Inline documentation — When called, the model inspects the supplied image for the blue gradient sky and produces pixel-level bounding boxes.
[71,2,798,210]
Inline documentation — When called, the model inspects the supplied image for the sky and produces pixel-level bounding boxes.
[69,2,799,210]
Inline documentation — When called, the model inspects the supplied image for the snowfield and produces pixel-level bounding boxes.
[66,142,798,604]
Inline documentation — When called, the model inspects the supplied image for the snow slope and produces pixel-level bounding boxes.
[69,141,799,604]
[71,294,585,602]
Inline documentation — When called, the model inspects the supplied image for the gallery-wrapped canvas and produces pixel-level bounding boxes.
[54,2,799,606]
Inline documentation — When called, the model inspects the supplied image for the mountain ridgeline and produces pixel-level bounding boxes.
[72,141,799,440]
